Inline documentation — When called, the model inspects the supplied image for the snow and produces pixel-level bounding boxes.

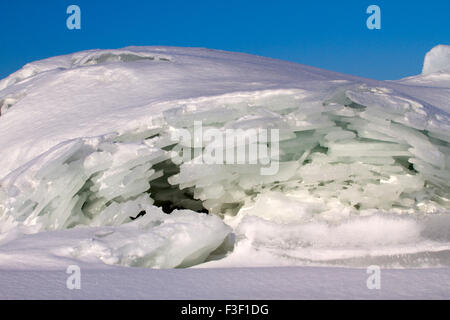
[1,222,448,299]
[0,45,449,299]
[422,45,450,75]
[1,266,449,299]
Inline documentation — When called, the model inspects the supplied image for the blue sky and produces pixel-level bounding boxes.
[0,0,449,80]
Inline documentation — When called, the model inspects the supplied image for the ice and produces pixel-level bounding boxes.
[0,138,170,233]
[1,82,449,266]
[74,206,231,268]
[0,45,449,270]
[3,92,446,240]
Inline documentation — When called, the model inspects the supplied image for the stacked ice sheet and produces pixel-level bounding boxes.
[1,88,449,230]
[167,88,450,217]
[0,137,166,232]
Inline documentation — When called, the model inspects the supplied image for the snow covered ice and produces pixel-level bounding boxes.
[0,45,449,298]
[422,45,450,75]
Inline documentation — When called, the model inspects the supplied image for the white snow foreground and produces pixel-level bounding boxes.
[0,45,449,299]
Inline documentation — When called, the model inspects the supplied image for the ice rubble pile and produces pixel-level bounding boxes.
[1,87,449,232]
[0,46,449,268]
[166,87,450,217]
[0,132,231,268]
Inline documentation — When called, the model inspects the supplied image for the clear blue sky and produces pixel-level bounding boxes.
[0,0,449,80]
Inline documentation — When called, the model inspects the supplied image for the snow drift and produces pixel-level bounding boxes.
[0,46,449,269]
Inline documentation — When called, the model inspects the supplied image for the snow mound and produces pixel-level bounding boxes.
[0,46,449,269]
[422,45,450,75]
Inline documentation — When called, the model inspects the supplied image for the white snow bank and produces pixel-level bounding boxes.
[422,45,450,75]
[213,191,450,268]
